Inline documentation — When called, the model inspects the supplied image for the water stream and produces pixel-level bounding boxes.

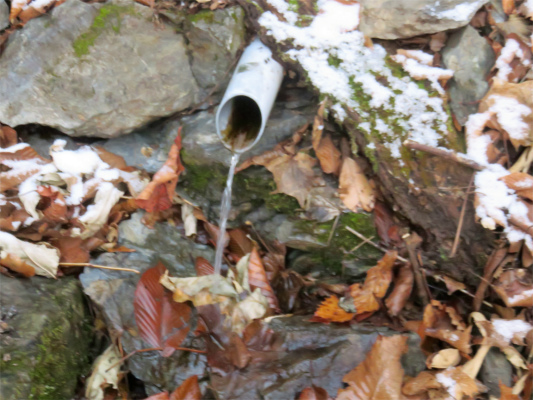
[213,152,240,275]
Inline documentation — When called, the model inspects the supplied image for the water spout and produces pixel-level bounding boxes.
[213,38,284,274]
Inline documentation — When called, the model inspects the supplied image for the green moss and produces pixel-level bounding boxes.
[288,0,299,12]
[328,55,342,68]
[73,4,135,58]
[188,9,215,24]
[264,193,300,215]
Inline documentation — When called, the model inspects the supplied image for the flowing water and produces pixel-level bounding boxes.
[213,152,240,275]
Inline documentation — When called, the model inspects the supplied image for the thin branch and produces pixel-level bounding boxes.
[450,174,475,258]
[345,226,408,262]
[59,263,140,274]
[403,140,485,171]
[327,214,340,246]
[404,232,430,306]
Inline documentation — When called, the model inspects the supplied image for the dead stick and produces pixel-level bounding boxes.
[450,175,475,258]
[472,247,507,311]
[59,263,140,274]
[404,233,430,306]
[345,226,408,262]
[403,140,485,171]
[327,214,340,246]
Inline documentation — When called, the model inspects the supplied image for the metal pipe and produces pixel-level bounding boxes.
[216,38,284,153]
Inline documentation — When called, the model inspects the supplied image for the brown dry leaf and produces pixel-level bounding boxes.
[426,348,461,369]
[0,125,17,148]
[195,257,215,276]
[248,247,279,312]
[136,129,184,213]
[440,275,467,295]
[385,263,414,316]
[298,385,331,400]
[434,367,480,400]
[169,375,201,400]
[402,371,442,396]
[51,236,100,264]
[339,157,375,212]
[337,335,408,400]
[493,269,533,307]
[94,146,128,169]
[314,295,355,323]
[500,172,533,201]
[503,0,516,15]
[364,250,397,298]
[498,383,520,400]
[228,229,254,258]
[315,134,341,175]
[0,253,36,277]
[37,186,67,223]
[479,80,533,148]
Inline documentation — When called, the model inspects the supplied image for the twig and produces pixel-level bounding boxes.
[450,174,475,258]
[404,232,430,306]
[345,226,408,262]
[432,275,493,308]
[59,263,140,274]
[350,236,375,252]
[327,214,340,246]
[403,140,485,171]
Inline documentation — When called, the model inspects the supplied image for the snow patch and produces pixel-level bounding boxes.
[492,319,533,343]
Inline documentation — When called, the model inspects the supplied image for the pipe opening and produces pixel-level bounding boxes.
[218,95,262,152]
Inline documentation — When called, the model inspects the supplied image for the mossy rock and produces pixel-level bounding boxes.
[0,277,93,400]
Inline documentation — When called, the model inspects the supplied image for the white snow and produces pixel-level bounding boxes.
[508,289,533,305]
[0,143,29,153]
[492,319,533,343]
[436,370,458,398]
[495,39,531,82]
[259,0,452,159]
[428,0,488,22]
[487,95,531,142]
[51,142,109,175]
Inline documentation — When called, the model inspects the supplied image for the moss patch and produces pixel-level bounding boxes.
[73,3,135,58]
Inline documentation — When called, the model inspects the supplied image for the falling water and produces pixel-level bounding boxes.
[213,152,240,275]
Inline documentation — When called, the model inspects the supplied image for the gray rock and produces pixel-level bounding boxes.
[1,0,8,31]
[212,316,426,399]
[359,0,489,39]
[0,277,92,400]
[442,25,495,125]
[0,0,200,138]
[185,8,245,89]
[80,211,214,394]
[480,348,513,398]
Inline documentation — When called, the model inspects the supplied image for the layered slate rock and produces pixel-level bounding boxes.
[81,212,425,397]
[442,25,495,125]
[358,0,489,39]
[0,0,201,138]
[0,278,92,400]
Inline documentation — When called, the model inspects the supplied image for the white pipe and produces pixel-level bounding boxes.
[216,38,284,153]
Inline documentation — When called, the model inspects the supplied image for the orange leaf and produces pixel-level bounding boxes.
[364,250,397,298]
[248,247,279,312]
[338,335,408,400]
[136,128,184,212]
[0,254,36,277]
[350,284,380,315]
[228,229,254,258]
[170,375,201,400]
[314,295,355,323]
[339,157,375,212]
[499,382,520,400]
[133,263,191,357]
[500,172,533,201]
[37,186,68,222]
[94,146,128,169]
[145,392,170,400]
[0,125,17,148]
[106,245,136,253]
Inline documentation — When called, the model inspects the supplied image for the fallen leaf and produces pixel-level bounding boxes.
[364,250,397,298]
[440,275,467,295]
[181,203,197,237]
[426,349,461,369]
[402,371,442,396]
[337,335,407,400]
[434,367,479,400]
[498,382,520,400]
[339,157,375,212]
[136,129,184,213]
[0,231,58,278]
[228,229,254,258]
[500,172,533,201]
[195,257,215,276]
[0,253,35,277]
[37,185,67,223]
[85,344,122,400]
[145,393,170,400]
[314,295,355,323]
[385,263,414,316]
[134,263,192,357]
[492,269,533,307]
[93,146,128,169]
[170,375,201,400]
[0,125,17,148]
[298,385,331,400]
[315,134,341,175]
[247,248,279,312]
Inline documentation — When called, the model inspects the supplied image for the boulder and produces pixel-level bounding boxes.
[0,0,244,138]
[442,25,495,125]
[0,277,93,400]
[359,0,489,39]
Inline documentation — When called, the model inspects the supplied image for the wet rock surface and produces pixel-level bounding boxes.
[480,348,513,398]
[80,214,425,398]
[212,316,426,399]
[80,212,212,394]
[0,277,92,400]
[0,0,244,138]
[0,0,8,31]
[442,25,495,125]
[359,0,489,39]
